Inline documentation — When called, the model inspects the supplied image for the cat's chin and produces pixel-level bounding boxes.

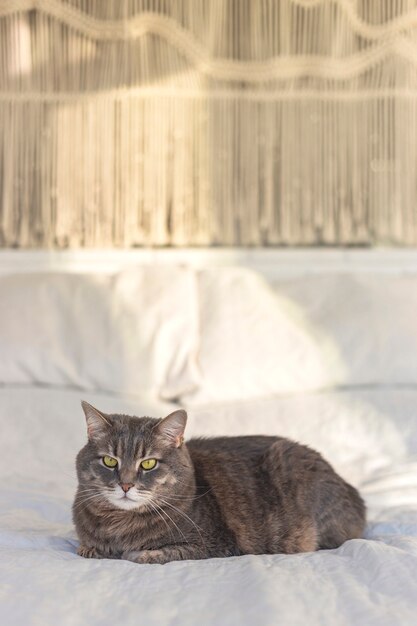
[105,494,148,512]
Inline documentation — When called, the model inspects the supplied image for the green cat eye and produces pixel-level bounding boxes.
[140,458,157,471]
[103,455,118,468]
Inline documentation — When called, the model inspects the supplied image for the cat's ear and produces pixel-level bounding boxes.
[156,409,187,448]
[81,401,112,440]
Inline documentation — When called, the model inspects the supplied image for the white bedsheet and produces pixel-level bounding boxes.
[1,386,417,626]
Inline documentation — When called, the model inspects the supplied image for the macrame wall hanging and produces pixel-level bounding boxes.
[0,0,416,247]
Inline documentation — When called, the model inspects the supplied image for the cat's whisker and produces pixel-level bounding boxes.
[73,493,104,504]
[73,493,106,511]
[74,489,105,498]
[149,498,188,544]
[145,500,177,543]
[156,498,206,544]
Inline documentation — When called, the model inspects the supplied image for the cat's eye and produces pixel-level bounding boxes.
[140,458,157,471]
[103,456,118,468]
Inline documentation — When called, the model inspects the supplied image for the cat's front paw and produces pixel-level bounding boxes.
[122,549,166,565]
[77,545,101,559]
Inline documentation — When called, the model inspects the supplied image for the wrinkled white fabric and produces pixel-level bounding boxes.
[1,386,417,625]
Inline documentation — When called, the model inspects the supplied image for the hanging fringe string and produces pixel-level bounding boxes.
[0,0,416,247]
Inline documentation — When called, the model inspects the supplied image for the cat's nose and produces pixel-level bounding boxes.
[120,482,134,493]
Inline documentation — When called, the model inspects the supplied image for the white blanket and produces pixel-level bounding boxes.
[1,386,417,625]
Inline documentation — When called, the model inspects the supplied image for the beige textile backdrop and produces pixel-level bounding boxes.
[0,0,417,248]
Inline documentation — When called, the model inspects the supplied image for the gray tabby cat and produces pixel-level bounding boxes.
[73,401,366,565]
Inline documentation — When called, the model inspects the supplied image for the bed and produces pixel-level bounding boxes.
[1,249,416,626]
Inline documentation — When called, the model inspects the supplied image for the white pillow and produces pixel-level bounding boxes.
[274,274,417,387]
[181,267,333,404]
[0,267,199,399]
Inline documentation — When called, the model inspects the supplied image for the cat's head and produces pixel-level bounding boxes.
[75,401,193,512]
